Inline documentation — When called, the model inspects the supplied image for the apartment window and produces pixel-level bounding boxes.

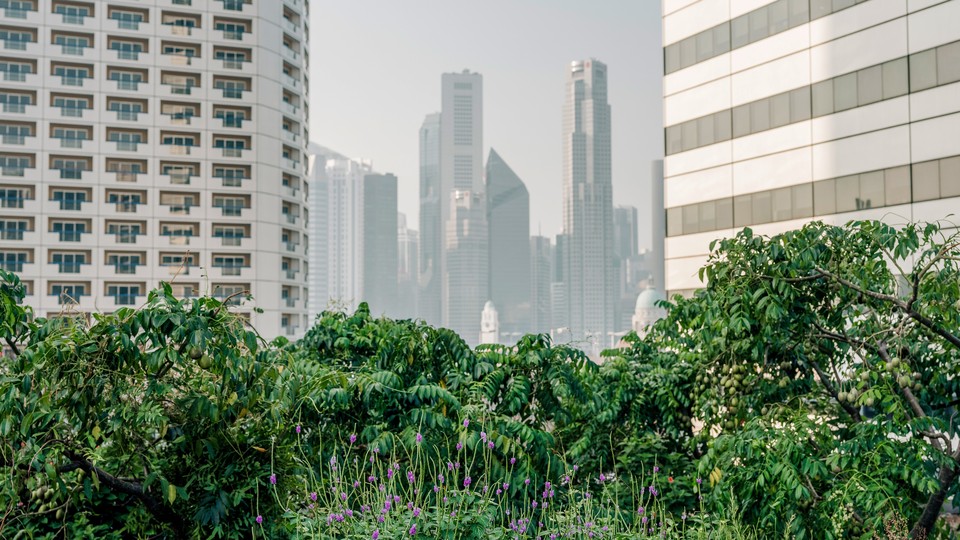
[162,42,199,59]
[159,252,196,268]
[51,124,91,148]
[212,254,248,276]
[0,250,30,271]
[52,63,91,86]
[0,58,34,81]
[212,284,248,305]
[213,106,248,127]
[106,128,145,151]
[212,194,248,216]
[52,2,92,23]
[50,219,87,242]
[160,222,197,237]
[213,165,249,187]
[50,250,86,273]
[106,221,143,243]
[214,47,250,68]
[1,0,36,18]
[161,162,198,184]
[0,185,31,207]
[214,77,250,99]
[51,94,91,117]
[106,252,142,274]
[0,217,30,240]
[107,98,146,121]
[161,101,198,121]
[106,284,141,305]
[213,136,248,157]
[106,190,144,212]
[219,0,250,11]
[0,27,35,50]
[0,121,32,144]
[161,12,200,29]
[108,67,146,91]
[212,224,249,246]
[52,32,92,55]
[50,156,90,180]
[161,133,198,147]
[161,73,200,96]
[159,192,198,214]
[108,37,147,61]
[106,159,145,182]
[50,283,87,304]
[108,7,146,30]
[50,188,88,210]
[214,18,249,39]
[0,90,33,113]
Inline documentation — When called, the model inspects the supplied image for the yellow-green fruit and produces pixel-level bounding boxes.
[198,354,213,370]
[188,346,203,360]
[56,508,64,520]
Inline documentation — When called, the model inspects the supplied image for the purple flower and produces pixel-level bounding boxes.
[653,466,660,473]
[310,492,317,501]
[456,442,463,451]
[407,470,415,483]
[573,465,579,471]
[255,515,263,524]
[638,506,645,514]
[295,425,301,434]
[599,473,606,483]
[480,431,487,442]
[463,476,472,488]
[532,501,538,508]
[524,478,530,486]
[642,517,648,524]
[340,492,347,501]
[438,473,444,484]
[368,475,376,483]
[349,433,357,444]
[409,525,416,535]
[413,507,421,517]
[487,441,495,449]
[447,462,454,471]
[510,457,516,465]
[503,482,510,490]
[269,474,277,485]
[697,477,703,485]
[648,485,658,496]
[415,432,423,444]
[372,531,379,540]
[463,418,469,428]
[434,484,440,493]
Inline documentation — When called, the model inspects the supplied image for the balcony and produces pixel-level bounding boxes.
[282,158,300,172]
[282,46,300,62]
[161,144,194,156]
[107,17,144,32]
[2,6,35,21]
[106,140,142,152]
[282,19,299,35]
[283,214,299,226]
[54,137,89,150]
[215,234,249,247]
[282,102,299,116]
[58,75,90,88]
[282,129,299,144]
[218,147,246,158]
[283,185,300,199]
[281,73,299,89]
[57,45,89,57]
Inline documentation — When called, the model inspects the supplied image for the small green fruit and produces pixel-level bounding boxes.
[188,346,203,360]
[198,354,213,370]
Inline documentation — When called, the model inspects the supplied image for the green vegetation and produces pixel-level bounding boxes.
[0,220,958,538]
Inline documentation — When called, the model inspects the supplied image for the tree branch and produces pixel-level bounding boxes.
[4,337,19,357]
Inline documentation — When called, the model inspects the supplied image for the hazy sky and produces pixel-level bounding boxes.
[310,1,663,249]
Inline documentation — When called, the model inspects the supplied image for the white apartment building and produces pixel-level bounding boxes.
[0,0,310,338]
[662,0,960,295]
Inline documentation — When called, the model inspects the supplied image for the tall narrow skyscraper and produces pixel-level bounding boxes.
[562,59,615,344]
[397,213,419,320]
[362,173,398,316]
[530,235,553,335]
[418,113,442,327]
[486,149,530,341]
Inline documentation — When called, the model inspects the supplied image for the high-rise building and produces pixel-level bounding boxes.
[662,0,960,296]
[613,205,640,333]
[418,113,441,326]
[307,143,328,322]
[562,59,615,344]
[397,213,419,320]
[529,235,553,334]
[613,206,639,262]
[362,172,398,316]
[486,148,530,341]
[322,150,368,312]
[444,189,487,344]
[0,0,310,338]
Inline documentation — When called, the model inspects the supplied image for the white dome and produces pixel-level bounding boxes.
[635,287,665,312]
[483,300,496,311]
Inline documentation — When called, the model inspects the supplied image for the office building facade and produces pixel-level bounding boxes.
[486,148,530,341]
[0,0,311,337]
[362,172,398,316]
[663,0,960,295]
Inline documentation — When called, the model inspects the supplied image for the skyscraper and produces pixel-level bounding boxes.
[0,0,310,338]
[530,235,553,335]
[418,113,441,326]
[397,213,419,320]
[562,59,615,344]
[486,148,531,341]
[362,173,398,317]
[322,150,368,312]
[613,205,639,333]
[307,143,329,322]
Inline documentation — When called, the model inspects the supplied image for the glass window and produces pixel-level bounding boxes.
[680,37,696,70]
[770,92,791,128]
[699,200,716,232]
[857,65,883,106]
[698,114,715,147]
[749,9,769,43]
[715,109,732,142]
[834,73,858,111]
[731,15,749,49]
[682,205,699,234]
[788,0,809,26]
[833,0,855,11]
[750,99,770,133]
[909,50,937,92]
[810,0,832,19]
[934,156,960,199]
[792,184,813,218]
[733,104,751,138]
[734,195,752,228]
[772,187,792,221]
[882,57,909,99]
[812,79,834,117]
[666,125,682,155]
[769,0,790,34]
[884,166,911,205]
[713,24,730,55]
[666,207,682,237]
[696,30,713,63]
[912,161,940,201]
[814,179,836,215]
[716,198,733,229]
[937,42,960,86]
[835,175,859,212]
[681,121,697,152]
[752,191,772,224]
[859,171,884,209]
[664,44,680,74]
[790,86,811,122]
